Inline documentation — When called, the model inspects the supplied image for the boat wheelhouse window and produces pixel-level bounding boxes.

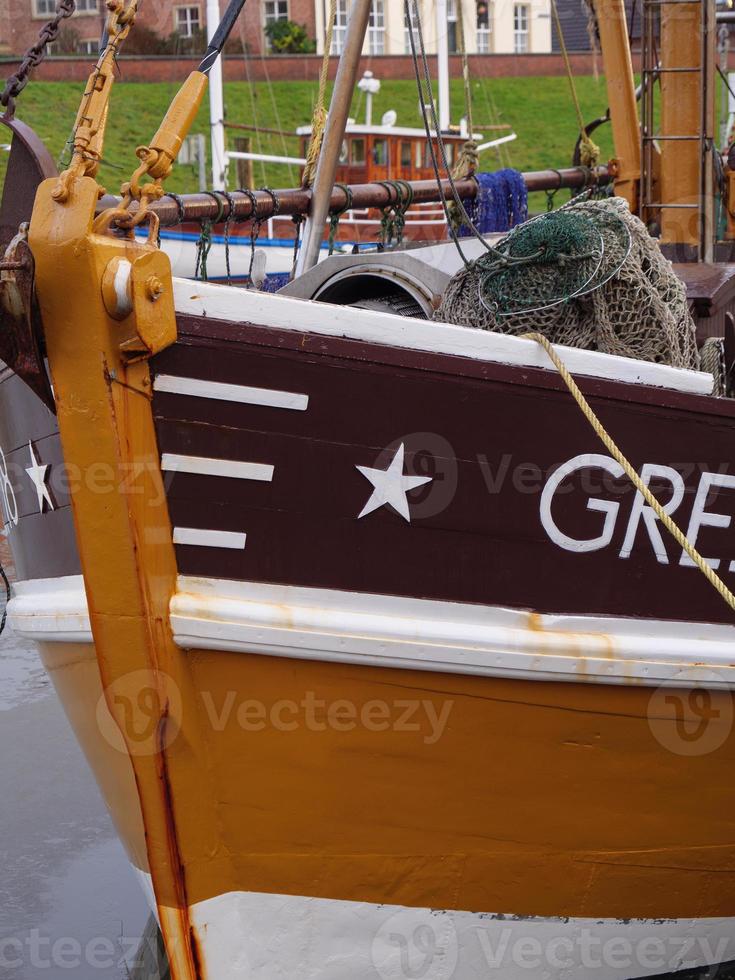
[400,141,412,169]
[447,0,459,54]
[351,138,366,165]
[373,139,389,167]
[368,0,386,55]
[175,5,201,37]
[339,141,349,164]
[415,142,423,169]
[477,0,492,52]
[332,0,349,54]
[513,3,529,53]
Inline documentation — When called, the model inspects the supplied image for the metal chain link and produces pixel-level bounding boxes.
[1,0,76,120]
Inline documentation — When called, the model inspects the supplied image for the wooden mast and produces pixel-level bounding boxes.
[658,0,715,258]
[595,0,641,212]
[296,0,373,274]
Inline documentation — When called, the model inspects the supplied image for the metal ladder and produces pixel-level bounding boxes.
[639,0,715,260]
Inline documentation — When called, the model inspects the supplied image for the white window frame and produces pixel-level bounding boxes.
[513,3,529,53]
[368,0,385,56]
[331,0,349,55]
[175,5,201,38]
[477,0,492,53]
[78,38,98,54]
[264,0,289,27]
[404,10,420,54]
[446,0,458,54]
[263,0,289,50]
[34,0,97,15]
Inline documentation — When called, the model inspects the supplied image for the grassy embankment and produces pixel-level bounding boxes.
[1,75,616,206]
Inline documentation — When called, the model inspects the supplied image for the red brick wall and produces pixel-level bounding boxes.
[0,0,317,57]
[0,50,642,84]
[2,0,105,55]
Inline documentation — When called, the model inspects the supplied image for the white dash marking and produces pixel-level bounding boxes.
[161,454,274,482]
[173,528,247,550]
[154,375,309,411]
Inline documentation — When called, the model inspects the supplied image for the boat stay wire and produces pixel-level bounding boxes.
[198,0,249,75]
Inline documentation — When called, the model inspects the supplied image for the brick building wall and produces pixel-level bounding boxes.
[0,0,317,57]
[0,49,636,84]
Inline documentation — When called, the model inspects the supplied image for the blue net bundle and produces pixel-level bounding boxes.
[460,169,528,236]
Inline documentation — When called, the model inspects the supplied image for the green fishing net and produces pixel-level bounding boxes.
[437,196,699,370]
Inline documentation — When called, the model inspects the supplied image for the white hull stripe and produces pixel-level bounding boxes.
[173,528,247,550]
[154,374,309,411]
[9,575,735,688]
[161,454,274,482]
[182,888,735,980]
[173,278,713,396]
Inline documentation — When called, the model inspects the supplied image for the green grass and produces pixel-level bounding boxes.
[1,75,617,205]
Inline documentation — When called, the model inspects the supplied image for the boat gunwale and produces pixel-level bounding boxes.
[172,278,719,410]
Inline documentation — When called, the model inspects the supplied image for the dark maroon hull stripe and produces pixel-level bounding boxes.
[0,367,80,581]
[151,319,735,627]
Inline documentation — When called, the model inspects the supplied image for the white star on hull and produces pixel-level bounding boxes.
[25,441,54,514]
[356,443,432,522]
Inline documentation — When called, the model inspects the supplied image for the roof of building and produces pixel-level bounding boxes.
[551,0,641,52]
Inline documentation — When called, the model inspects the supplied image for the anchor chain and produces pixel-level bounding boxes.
[0,0,76,120]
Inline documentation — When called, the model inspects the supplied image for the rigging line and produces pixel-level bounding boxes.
[258,42,295,185]
[413,0,492,245]
[407,0,496,257]
[240,31,267,186]
[404,0,468,264]
[479,78,511,168]
[199,0,248,75]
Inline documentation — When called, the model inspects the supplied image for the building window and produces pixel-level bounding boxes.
[35,0,97,13]
[263,0,288,50]
[513,3,529,53]
[477,0,491,53]
[175,6,201,37]
[447,0,458,54]
[78,39,98,54]
[404,10,420,54]
[332,0,349,55]
[368,0,385,55]
[264,0,288,26]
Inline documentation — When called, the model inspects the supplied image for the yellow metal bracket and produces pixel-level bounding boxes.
[53,0,141,203]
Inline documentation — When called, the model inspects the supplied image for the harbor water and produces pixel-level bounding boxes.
[0,541,152,980]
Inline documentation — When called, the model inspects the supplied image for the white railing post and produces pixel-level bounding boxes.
[207,0,228,190]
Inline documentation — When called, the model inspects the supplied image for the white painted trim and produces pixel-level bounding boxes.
[154,374,309,411]
[169,577,735,688]
[9,575,89,643]
[173,528,247,550]
[161,453,274,482]
[11,575,735,688]
[188,889,735,980]
[173,278,714,396]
